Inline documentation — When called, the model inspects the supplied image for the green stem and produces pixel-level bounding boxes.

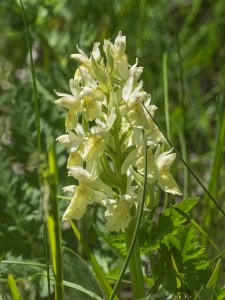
[109,130,147,300]
[125,211,145,299]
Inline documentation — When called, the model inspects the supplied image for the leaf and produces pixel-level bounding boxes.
[63,247,103,300]
[70,221,117,299]
[199,259,221,300]
[8,273,22,300]
[63,280,102,300]
[46,141,63,299]
[206,259,221,289]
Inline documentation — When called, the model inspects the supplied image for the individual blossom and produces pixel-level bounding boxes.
[120,75,150,128]
[104,177,138,232]
[55,79,81,131]
[62,166,113,221]
[82,108,116,162]
[156,149,182,195]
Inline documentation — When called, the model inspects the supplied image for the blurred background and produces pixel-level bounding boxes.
[0,0,225,298]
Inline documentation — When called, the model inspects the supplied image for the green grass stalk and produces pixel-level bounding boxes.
[163,52,171,140]
[8,273,22,300]
[125,215,145,299]
[19,1,51,297]
[47,141,63,299]
[19,0,41,152]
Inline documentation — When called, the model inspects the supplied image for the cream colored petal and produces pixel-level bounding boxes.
[128,104,149,128]
[62,203,86,221]
[113,31,126,56]
[122,76,133,102]
[62,184,96,221]
[129,80,143,105]
[105,200,132,232]
[92,42,101,61]
[158,170,182,196]
[69,79,81,100]
[136,149,159,183]
[113,55,129,80]
[67,151,83,168]
[82,137,105,161]
[90,178,113,198]
[55,95,75,110]
[65,109,77,132]
[70,53,89,65]
[157,150,176,171]
[81,92,101,121]
[121,149,138,174]
[62,185,77,193]
[105,107,116,131]
[68,166,92,183]
[80,67,97,89]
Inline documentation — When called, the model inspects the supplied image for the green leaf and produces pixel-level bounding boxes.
[206,259,221,289]
[8,273,22,300]
[70,221,117,299]
[63,279,103,300]
[63,247,103,299]
[46,141,63,299]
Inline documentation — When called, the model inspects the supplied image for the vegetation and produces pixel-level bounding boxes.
[0,0,225,299]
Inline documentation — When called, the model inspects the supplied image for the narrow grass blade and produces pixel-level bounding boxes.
[207,97,225,200]
[125,214,145,298]
[47,141,63,299]
[163,52,170,139]
[70,221,117,299]
[109,130,147,300]
[19,1,50,297]
[143,104,225,218]
[8,273,22,300]
[19,0,41,152]
[176,35,188,197]
[199,259,221,299]
[206,259,221,289]
[1,260,47,268]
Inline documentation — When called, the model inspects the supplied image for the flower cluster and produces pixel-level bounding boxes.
[55,32,182,232]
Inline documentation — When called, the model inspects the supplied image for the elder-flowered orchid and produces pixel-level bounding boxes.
[55,32,182,232]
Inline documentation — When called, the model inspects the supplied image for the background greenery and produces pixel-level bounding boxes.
[0,0,225,299]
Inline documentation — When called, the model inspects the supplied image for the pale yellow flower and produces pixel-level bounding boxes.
[62,166,113,221]
[82,108,116,161]
[55,79,81,131]
[156,150,182,196]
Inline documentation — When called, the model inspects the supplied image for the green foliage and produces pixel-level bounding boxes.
[146,199,215,297]
[63,248,103,299]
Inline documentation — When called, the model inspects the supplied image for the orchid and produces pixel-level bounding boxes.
[55,31,182,232]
